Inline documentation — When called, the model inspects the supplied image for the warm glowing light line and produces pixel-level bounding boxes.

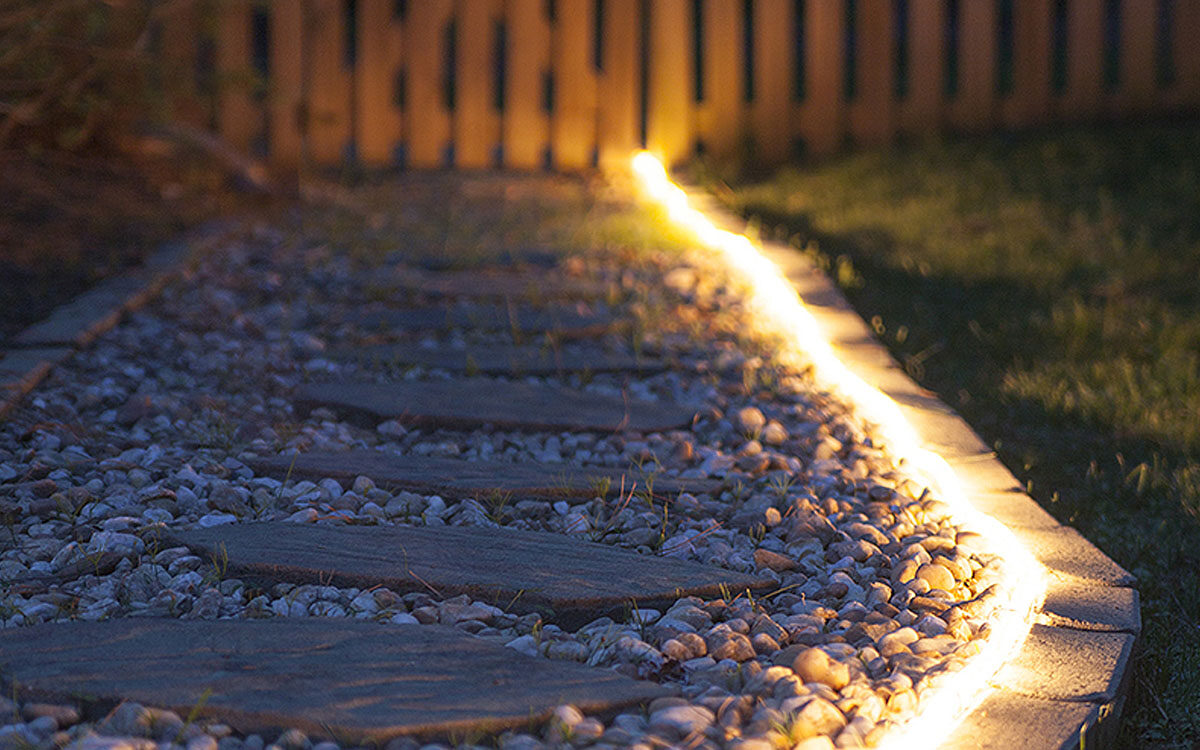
[630,152,1046,749]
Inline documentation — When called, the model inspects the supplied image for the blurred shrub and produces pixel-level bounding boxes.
[0,0,199,151]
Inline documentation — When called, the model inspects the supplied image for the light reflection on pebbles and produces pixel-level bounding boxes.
[1,179,1018,749]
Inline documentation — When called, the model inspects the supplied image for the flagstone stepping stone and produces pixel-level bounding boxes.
[342,342,665,376]
[0,618,670,742]
[295,379,698,433]
[390,268,612,300]
[167,523,774,626]
[350,304,620,338]
[248,450,722,500]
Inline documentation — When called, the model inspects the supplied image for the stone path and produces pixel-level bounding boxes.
[341,342,665,376]
[167,523,773,627]
[0,619,670,742]
[248,450,722,500]
[295,379,698,432]
[348,304,618,338]
[0,175,1139,749]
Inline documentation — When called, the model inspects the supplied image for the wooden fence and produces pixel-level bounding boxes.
[163,0,1200,171]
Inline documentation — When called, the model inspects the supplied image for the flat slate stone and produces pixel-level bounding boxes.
[295,379,698,433]
[11,273,148,348]
[167,522,773,626]
[249,450,722,500]
[390,268,611,300]
[351,304,618,338]
[342,342,665,375]
[0,618,669,742]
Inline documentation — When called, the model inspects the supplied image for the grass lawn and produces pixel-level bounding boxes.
[706,119,1200,747]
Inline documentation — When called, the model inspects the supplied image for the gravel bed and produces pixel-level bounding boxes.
[0,179,1019,750]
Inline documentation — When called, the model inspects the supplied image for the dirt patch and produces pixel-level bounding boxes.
[0,144,261,344]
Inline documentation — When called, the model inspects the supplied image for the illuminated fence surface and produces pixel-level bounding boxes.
[167,0,1200,170]
[630,151,1047,748]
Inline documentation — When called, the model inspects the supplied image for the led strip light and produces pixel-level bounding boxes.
[630,152,1046,749]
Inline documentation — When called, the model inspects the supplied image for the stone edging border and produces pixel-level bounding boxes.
[681,186,1139,750]
[0,220,236,421]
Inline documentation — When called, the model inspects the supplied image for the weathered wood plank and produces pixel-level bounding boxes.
[348,303,618,338]
[294,379,699,433]
[0,619,669,742]
[387,268,612,300]
[341,342,663,376]
[248,450,722,500]
[167,523,772,625]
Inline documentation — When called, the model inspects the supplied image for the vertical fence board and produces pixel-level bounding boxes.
[751,0,794,160]
[552,0,598,169]
[406,0,454,166]
[901,0,945,134]
[697,0,743,158]
[1060,0,1104,117]
[162,1,208,127]
[597,0,641,170]
[357,0,404,166]
[849,0,897,145]
[1003,0,1052,126]
[647,0,693,164]
[217,0,258,151]
[269,0,305,167]
[504,0,551,168]
[1113,0,1157,113]
[306,0,352,164]
[1177,0,1200,108]
[802,0,846,155]
[949,0,997,131]
[457,0,501,167]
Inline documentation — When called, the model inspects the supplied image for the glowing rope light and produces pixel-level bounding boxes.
[630,152,1045,749]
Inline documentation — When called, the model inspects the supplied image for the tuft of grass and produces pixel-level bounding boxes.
[710,119,1200,747]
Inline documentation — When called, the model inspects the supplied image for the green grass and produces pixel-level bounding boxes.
[705,119,1200,747]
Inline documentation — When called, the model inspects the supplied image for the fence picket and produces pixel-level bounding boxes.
[751,0,795,161]
[268,0,304,167]
[1178,0,1200,109]
[552,0,598,169]
[597,0,641,170]
[696,0,744,159]
[1060,0,1104,118]
[1114,0,1157,113]
[849,0,897,145]
[457,0,502,167]
[503,0,551,168]
[162,0,208,128]
[306,0,352,164]
[356,0,404,166]
[405,0,454,166]
[900,0,945,134]
[208,0,1195,169]
[217,0,258,151]
[949,0,997,131]
[647,0,693,165]
[801,0,846,155]
[1003,0,1053,127]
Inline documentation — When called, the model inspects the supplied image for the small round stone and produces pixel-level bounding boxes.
[916,563,955,591]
